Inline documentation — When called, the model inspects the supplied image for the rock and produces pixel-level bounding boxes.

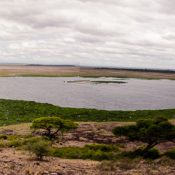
[79,137,88,142]
[50,173,62,175]
[42,171,49,175]
[0,129,15,135]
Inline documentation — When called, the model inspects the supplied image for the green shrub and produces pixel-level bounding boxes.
[7,139,23,147]
[0,134,8,140]
[6,135,24,147]
[165,149,175,159]
[24,137,51,160]
[0,141,6,147]
[51,144,119,161]
[141,148,160,159]
[118,148,160,160]
[85,144,119,152]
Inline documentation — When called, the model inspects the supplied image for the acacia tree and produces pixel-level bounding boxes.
[113,117,175,153]
[31,117,78,140]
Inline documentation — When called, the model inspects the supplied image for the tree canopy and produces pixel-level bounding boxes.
[113,117,175,152]
[31,117,78,140]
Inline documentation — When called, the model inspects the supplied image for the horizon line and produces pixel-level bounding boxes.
[0,63,175,72]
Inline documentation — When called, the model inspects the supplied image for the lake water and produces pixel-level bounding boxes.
[0,77,174,110]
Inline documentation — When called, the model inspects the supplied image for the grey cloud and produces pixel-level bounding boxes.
[0,0,175,69]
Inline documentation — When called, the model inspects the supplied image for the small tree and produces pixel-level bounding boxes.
[113,117,175,153]
[24,137,50,161]
[31,117,78,140]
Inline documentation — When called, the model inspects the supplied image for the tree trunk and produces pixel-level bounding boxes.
[142,142,157,154]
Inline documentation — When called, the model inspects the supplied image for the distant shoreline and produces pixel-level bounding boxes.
[1,63,175,72]
[0,65,175,79]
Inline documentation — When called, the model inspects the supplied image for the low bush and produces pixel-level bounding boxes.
[0,141,6,147]
[85,144,119,152]
[51,144,119,161]
[7,139,23,147]
[23,137,51,160]
[118,148,160,160]
[0,135,37,148]
[141,148,160,159]
[0,134,8,140]
[165,149,175,159]
[6,135,25,147]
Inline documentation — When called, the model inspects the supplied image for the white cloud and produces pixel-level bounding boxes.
[0,0,175,69]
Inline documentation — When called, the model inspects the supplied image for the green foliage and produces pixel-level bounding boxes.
[0,134,8,140]
[118,148,160,160]
[7,135,25,147]
[8,139,23,147]
[113,117,175,152]
[0,99,174,126]
[0,141,6,147]
[141,148,160,159]
[24,137,51,160]
[85,144,119,152]
[31,117,63,129]
[51,144,119,161]
[165,149,175,159]
[31,117,78,140]
[133,148,160,159]
[0,135,31,148]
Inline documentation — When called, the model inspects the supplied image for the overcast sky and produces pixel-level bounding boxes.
[0,0,175,69]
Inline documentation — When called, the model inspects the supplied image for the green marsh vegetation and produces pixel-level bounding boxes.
[0,99,175,125]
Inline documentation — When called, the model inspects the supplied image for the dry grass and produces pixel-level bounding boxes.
[0,123,31,135]
[80,68,175,79]
[0,65,80,77]
[0,65,175,79]
[170,119,175,125]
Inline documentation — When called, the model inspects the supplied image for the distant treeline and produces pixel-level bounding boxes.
[27,64,77,67]
[86,67,175,74]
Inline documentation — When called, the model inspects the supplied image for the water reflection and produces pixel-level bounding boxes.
[0,77,174,110]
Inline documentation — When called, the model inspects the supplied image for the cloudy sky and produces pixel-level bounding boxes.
[0,0,175,69]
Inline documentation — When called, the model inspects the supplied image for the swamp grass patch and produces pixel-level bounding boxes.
[0,99,174,125]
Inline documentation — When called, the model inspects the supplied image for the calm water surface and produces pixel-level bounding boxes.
[0,77,175,110]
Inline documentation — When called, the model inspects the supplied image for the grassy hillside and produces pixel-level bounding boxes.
[0,99,174,125]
